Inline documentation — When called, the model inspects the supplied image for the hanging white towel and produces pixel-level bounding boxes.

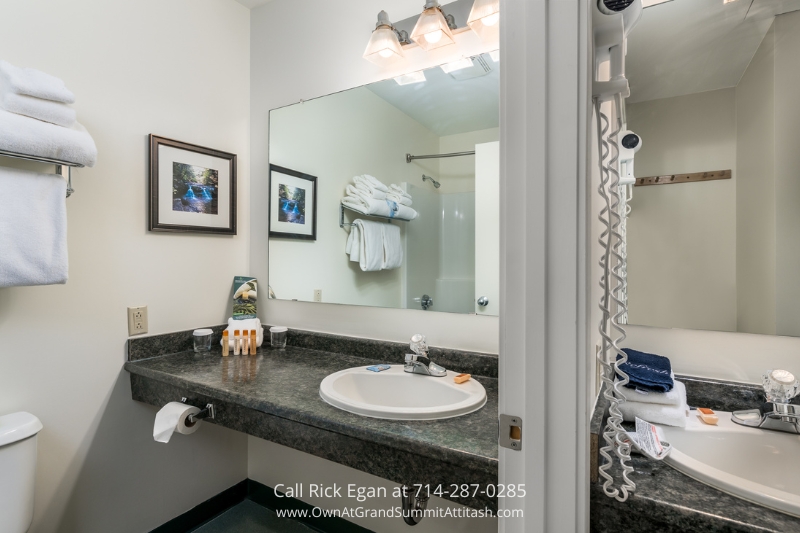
[341,196,418,221]
[353,219,383,271]
[381,223,403,270]
[0,168,68,287]
[346,222,361,262]
[0,60,75,104]
[0,90,76,127]
[0,109,97,167]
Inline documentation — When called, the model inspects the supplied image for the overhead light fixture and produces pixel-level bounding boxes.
[363,11,408,66]
[441,57,474,74]
[489,49,499,62]
[394,71,426,86]
[641,0,673,7]
[723,0,737,3]
[467,0,500,42]
[410,0,456,51]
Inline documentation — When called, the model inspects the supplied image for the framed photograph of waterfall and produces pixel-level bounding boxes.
[148,134,237,235]
[268,164,317,240]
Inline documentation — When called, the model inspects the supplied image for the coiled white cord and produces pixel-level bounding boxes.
[595,94,635,502]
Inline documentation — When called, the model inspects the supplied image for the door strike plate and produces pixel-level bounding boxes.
[499,414,522,451]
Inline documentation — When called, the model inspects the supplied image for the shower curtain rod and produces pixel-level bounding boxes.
[406,150,475,163]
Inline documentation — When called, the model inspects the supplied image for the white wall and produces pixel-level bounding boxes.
[626,89,738,332]
[774,12,800,337]
[268,86,439,307]
[250,0,499,355]
[437,127,500,192]
[736,23,776,335]
[0,1,250,532]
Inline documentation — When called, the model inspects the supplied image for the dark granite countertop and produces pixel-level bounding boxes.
[124,345,498,475]
[591,376,800,533]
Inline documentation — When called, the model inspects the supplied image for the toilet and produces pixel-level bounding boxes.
[0,412,42,533]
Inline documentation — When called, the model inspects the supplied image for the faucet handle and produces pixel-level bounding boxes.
[763,369,800,404]
[410,334,429,356]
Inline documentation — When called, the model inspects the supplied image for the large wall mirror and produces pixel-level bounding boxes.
[624,0,800,335]
[268,52,499,315]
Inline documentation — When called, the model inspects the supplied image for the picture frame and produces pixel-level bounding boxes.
[148,134,237,235]
[268,164,317,240]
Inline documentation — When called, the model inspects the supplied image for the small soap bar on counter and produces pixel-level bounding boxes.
[366,365,390,372]
[454,373,471,384]
[697,407,718,425]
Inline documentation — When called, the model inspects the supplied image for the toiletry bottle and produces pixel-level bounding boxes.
[250,329,257,355]
[242,330,249,355]
[233,329,241,355]
[222,330,229,357]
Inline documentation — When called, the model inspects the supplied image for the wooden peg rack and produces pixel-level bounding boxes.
[635,169,731,187]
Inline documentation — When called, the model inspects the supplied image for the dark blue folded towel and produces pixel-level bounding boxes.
[615,348,674,393]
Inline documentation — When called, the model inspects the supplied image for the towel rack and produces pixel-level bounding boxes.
[0,148,82,198]
[339,203,398,228]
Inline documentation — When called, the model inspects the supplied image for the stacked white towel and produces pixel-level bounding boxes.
[618,379,689,428]
[0,60,95,165]
[343,175,418,221]
[0,168,68,287]
[387,184,412,206]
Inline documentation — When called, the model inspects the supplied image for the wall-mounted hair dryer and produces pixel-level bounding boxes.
[619,130,642,186]
[593,0,642,100]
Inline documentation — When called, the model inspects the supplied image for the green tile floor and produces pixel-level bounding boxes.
[191,500,317,533]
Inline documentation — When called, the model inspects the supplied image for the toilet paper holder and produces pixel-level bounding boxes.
[181,397,216,425]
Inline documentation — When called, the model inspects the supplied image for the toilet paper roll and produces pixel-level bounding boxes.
[153,402,201,443]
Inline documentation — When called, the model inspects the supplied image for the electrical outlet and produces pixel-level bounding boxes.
[127,306,148,336]
[313,289,322,302]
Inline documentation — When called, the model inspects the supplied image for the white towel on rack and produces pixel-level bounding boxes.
[386,192,412,206]
[341,196,418,221]
[0,109,97,167]
[0,60,75,104]
[0,90,76,127]
[353,174,389,195]
[345,221,361,262]
[0,167,68,287]
[351,219,383,271]
[389,184,411,199]
[381,223,403,270]
[346,184,386,202]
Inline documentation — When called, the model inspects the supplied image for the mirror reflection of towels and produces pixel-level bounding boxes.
[382,224,402,270]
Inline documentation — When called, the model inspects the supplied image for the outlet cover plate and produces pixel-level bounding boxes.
[127,306,148,336]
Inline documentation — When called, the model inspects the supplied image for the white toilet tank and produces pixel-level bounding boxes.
[0,412,42,533]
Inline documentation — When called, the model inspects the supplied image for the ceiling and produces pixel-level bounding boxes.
[627,0,800,103]
[366,54,500,137]
[235,0,271,9]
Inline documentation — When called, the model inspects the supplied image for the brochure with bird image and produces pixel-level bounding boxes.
[233,276,257,319]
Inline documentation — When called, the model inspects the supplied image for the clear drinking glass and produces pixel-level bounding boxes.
[270,326,288,349]
[193,328,213,353]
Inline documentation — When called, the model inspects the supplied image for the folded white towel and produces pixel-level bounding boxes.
[625,378,685,406]
[220,317,263,348]
[0,168,68,287]
[618,380,688,428]
[381,223,403,270]
[386,192,412,206]
[347,184,386,202]
[341,196,419,221]
[0,109,97,167]
[353,174,389,195]
[389,184,411,199]
[0,60,75,104]
[0,90,76,127]
[352,219,383,271]
[346,222,361,262]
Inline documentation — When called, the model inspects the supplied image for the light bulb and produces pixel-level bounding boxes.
[378,48,394,58]
[482,12,499,26]
[426,29,443,43]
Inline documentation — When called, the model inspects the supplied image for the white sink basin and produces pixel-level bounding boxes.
[319,365,486,420]
[658,411,800,517]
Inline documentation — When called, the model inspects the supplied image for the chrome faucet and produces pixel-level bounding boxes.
[404,334,446,377]
[732,369,800,434]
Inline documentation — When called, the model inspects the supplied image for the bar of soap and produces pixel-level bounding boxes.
[697,407,718,425]
[454,373,471,384]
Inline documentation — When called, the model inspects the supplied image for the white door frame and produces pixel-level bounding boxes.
[499,0,591,531]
